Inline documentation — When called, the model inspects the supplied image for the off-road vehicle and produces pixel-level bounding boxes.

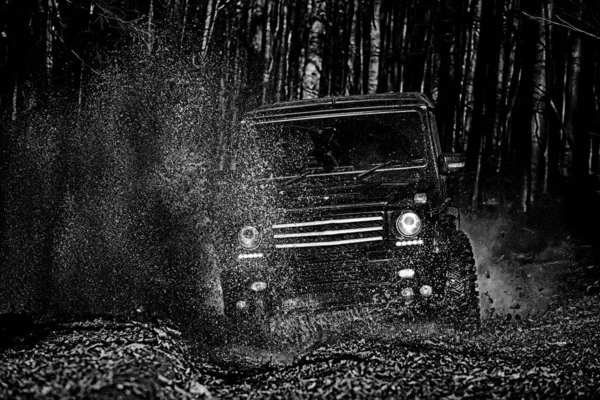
[222,92,478,326]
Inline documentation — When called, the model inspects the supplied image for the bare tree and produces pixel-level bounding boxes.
[302,0,324,99]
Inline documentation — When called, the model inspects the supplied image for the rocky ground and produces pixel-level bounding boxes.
[1,261,599,399]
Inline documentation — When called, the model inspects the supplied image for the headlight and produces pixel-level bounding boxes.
[238,226,261,249]
[395,212,422,236]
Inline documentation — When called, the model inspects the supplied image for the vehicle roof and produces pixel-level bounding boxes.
[243,92,433,123]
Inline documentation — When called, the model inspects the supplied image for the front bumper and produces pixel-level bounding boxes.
[222,238,448,317]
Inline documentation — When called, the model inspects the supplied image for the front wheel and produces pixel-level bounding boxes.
[444,230,479,321]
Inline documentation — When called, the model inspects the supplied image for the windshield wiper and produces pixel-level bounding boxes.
[284,170,313,186]
[355,160,398,181]
[355,158,426,182]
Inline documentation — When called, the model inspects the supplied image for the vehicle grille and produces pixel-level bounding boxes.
[295,262,392,291]
[290,261,399,308]
[272,212,384,249]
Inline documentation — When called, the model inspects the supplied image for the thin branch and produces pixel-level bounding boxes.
[521,10,600,40]
[93,2,148,36]
[70,49,104,77]
[556,14,600,38]
[55,33,106,77]
[217,0,235,12]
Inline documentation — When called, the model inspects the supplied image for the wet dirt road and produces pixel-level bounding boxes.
[1,281,598,399]
[208,293,599,399]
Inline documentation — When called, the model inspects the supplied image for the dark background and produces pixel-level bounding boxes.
[1,0,599,324]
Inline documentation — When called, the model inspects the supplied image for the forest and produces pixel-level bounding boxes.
[1,0,600,319]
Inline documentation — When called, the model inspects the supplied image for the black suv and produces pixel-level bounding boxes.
[222,92,478,324]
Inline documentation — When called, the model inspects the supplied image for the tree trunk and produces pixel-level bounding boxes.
[563,32,581,176]
[377,1,391,92]
[398,3,410,92]
[77,0,93,114]
[545,0,566,194]
[355,0,364,94]
[501,7,523,181]
[368,0,381,94]
[467,0,490,206]
[434,0,454,151]
[45,0,53,87]
[573,37,594,179]
[403,2,429,92]
[322,0,333,96]
[422,7,435,96]
[276,0,290,102]
[261,0,273,103]
[510,0,540,212]
[345,0,359,94]
[302,0,324,99]
[497,0,515,179]
[147,0,154,54]
[201,0,215,58]
[341,0,354,95]
[529,2,547,205]
[180,0,188,45]
[287,0,305,100]
[456,0,478,151]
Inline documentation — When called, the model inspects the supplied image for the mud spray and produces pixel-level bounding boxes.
[213,212,579,367]
[0,35,579,367]
[461,212,574,321]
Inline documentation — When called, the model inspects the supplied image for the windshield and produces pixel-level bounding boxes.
[250,110,428,178]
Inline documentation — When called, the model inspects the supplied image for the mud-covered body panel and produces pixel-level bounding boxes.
[223,92,469,317]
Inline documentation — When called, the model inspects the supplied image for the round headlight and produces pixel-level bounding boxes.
[238,226,261,249]
[395,212,422,236]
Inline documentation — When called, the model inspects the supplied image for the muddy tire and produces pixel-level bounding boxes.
[444,230,479,320]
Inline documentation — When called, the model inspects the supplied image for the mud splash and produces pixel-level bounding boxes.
[461,213,574,320]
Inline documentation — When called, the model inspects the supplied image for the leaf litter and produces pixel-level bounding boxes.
[1,292,599,399]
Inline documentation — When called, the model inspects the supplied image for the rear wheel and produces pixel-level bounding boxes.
[444,230,479,321]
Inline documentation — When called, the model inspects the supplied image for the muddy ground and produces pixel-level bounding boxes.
[1,257,599,399]
[2,210,600,399]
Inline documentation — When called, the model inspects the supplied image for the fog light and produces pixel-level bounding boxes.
[398,269,415,278]
[395,239,424,247]
[238,253,264,260]
[236,300,248,311]
[401,287,414,297]
[420,285,433,297]
[251,281,267,292]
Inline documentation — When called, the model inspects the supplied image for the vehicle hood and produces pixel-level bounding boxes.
[273,175,440,210]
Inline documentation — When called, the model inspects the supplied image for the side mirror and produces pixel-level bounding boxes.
[438,153,466,175]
